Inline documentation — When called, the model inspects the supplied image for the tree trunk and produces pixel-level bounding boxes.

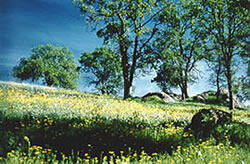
[120,40,131,99]
[101,89,106,95]
[45,73,53,87]
[122,59,131,99]
[178,83,184,100]
[180,84,185,101]
[181,89,185,100]
[179,71,185,101]
[227,69,234,110]
[125,35,139,99]
[179,39,189,100]
[184,79,189,99]
[225,55,234,110]
[183,70,189,99]
[216,76,221,100]
[118,14,131,99]
[216,57,221,100]
[123,80,131,99]
[46,79,53,87]
[180,87,189,100]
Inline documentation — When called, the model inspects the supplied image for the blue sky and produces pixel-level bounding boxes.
[0,0,215,97]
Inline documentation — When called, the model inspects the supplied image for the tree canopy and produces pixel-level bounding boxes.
[152,0,205,99]
[71,0,248,107]
[13,44,79,89]
[73,0,169,99]
[199,0,249,109]
[79,47,122,95]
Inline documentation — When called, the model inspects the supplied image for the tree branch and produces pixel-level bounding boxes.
[141,10,160,27]
[139,23,159,51]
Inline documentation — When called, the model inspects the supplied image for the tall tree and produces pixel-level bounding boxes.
[204,45,227,100]
[79,47,122,95]
[200,0,249,109]
[233,54,250,104]
[152,0,204,100]
[73,0,168,99]
[13,44,79,89]
[233,75,250,104]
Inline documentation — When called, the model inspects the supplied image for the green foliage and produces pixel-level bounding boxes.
[183,109,250,147]
[79,47,122,95]
[152,0,205,98]
[13,44,79,89]
[211,121,250,147]
[200,0,249,52]
[233,75,250,103]
[205,52,227,94]
[153,62,182,92]
[206,96,221,104]
[0,82,250,163]
[228,121,250,146]
[200,0,249,109]
[191,93,229,107]
[73,0,170,98]
[143,95,164,103]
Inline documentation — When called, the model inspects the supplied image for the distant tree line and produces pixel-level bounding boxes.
[13,0,249,109]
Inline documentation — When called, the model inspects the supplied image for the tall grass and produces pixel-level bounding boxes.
[0,81,249,163]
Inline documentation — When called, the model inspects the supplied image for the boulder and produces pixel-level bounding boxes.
[192,89,244,109]
[185,109,232,140]
[200,91,213,99]
[199,91,215,99]
[166,92,182,101]
[193,95,206,103]
[221,88,229,95]
[220,88,243,109]
[142,92,176,103]
[232,96,243,109]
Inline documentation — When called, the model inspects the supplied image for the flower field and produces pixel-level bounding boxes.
[0,81,249,163]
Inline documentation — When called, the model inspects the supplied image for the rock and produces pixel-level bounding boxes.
[203,91,216,98]
[166,92,182,101]
[193,95,206,103]
[200,92,211,99]
[221,88,229,95]
[193,91,216,103]
[191,89,244,109]
[142,92,176,103]
[220,88,244,109]
[185,109,232,140]
[232,95,243,109]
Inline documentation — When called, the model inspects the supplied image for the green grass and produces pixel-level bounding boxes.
[0,81,249,163]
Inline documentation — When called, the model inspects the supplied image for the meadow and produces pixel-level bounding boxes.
[0,81,249,163]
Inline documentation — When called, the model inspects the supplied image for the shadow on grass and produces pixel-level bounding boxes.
[0,115,182,160]
[1,110,249,162]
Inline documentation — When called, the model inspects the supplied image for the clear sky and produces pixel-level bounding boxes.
[0,0,217,97]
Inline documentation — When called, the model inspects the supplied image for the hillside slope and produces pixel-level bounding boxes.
[0,81,249,163]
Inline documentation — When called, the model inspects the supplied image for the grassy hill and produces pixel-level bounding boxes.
[0,81,249,163]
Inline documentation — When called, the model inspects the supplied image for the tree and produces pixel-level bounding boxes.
[73,0,168,99]
[13,44,79,89]
[233,55,249,104]
[152,0,204,100]
[200,0,249,109]
[233,75,250,103]
[204,46,227,100]
[79,47,122,95]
